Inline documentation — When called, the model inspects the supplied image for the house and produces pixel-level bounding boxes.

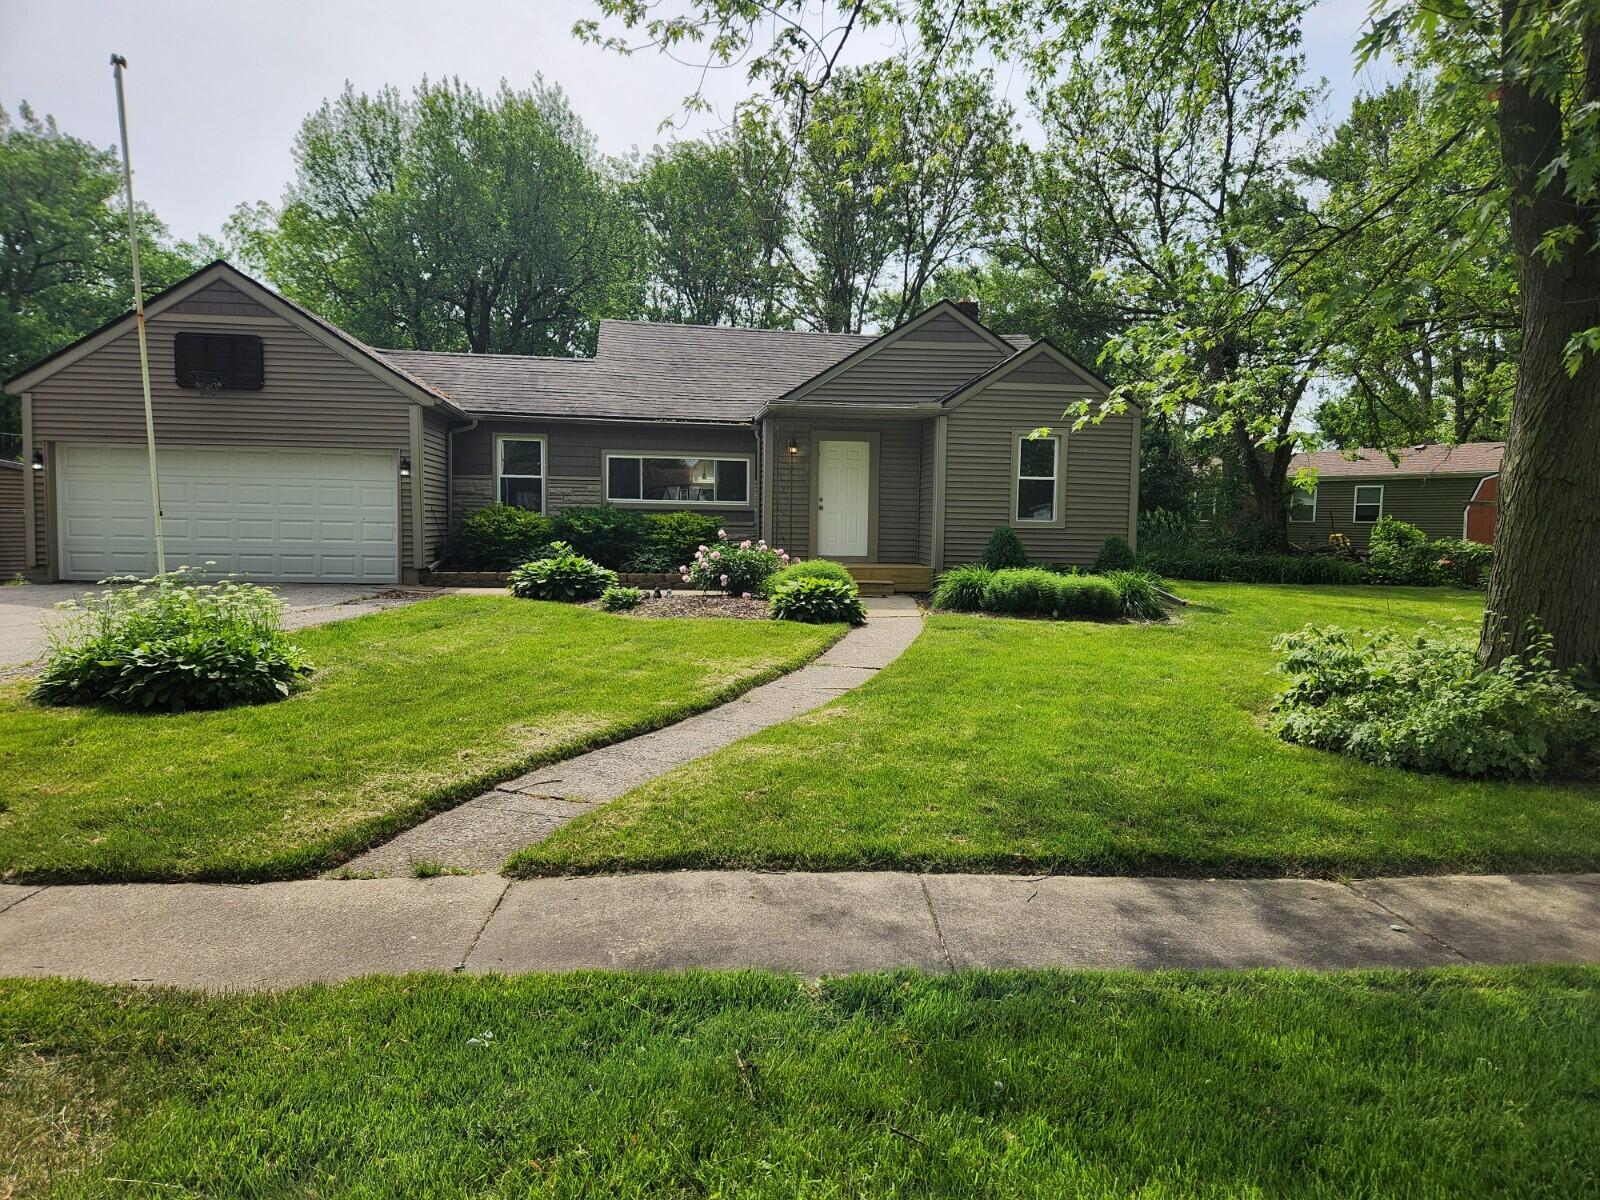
[0,459,24,578]
[2,261,1139,588]
[1287,442,1504,550]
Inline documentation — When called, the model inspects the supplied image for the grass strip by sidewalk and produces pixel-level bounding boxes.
[512,584,1600,879]
[0,595,841,883]
[2,967,1596,1197]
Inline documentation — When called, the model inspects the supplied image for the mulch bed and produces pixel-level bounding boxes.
[607,591,772,620]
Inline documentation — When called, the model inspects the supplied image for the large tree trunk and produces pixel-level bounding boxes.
[1479,3,1600,676]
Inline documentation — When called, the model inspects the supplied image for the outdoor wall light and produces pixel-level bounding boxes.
[399,456,412,478]
[31,450,43,472]
[785,438,799,455]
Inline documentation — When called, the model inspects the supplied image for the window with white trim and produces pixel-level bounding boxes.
[1352,484,1383,523]
[1289,486,1317,522]
[1015,434,1059,522]
[605,454,750,505]
[497,436,545,510]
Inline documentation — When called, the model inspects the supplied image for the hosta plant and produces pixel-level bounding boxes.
[600,585,645,611]
[768,577,867,625]
[508,542,617,602]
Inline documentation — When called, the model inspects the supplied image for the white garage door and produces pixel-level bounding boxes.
[56,444,399,583]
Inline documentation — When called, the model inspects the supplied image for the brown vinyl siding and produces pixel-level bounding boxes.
[1290,475,1486,550]
[0,463,24,576]
[917,423,937,563]
[165,279,276,319]
[767,415,926,560]
[450,419,759,539]
[804,341,1007,404]
[421,409,450,562]
[943,384,1136,566]
[27,305,427,577]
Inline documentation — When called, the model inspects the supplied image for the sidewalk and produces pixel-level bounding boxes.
[1,871,1595,989]
[339,595,926,875]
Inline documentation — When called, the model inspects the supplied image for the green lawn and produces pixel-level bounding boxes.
[3,968,1595,1197]
[0,596,840,883]
[512,584,1600,878]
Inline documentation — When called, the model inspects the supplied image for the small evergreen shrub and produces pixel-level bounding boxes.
[508,541,617,602]
[625,512,724,572]
[981,525,1029,569]
[769,576,867,625]
[32,568,310,712]
[1103,569,1167,620]
[1092,535,1137,573]
[930,564,994,611]
[768,559,858,593]
[683,530,787,595]
[600,585,644,611]
[450,504,553,570]
[549,506,649,569]
[1271,624,1600,779]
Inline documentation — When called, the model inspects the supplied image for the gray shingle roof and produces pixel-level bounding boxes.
[1290,442,1504,479]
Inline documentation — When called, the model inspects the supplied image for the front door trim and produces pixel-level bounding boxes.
[809,430,878,561]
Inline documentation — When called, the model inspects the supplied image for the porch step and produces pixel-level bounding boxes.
[844,564,934,596]
[854,579,897,597]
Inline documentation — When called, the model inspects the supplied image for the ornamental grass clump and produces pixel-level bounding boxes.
[1103,569,1168,620]
[1271,624,1600,779]
[768,576,867,625]
[32,567,310,712]
[682,530,787,595]
[930,563,994,611]
[508,542,617,602]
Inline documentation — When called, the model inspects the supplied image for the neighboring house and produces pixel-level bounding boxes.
[2,261,1139,586]
[1287,442,1504,551]
[0,460,24,577]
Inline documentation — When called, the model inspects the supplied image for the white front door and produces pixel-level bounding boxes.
[817,439,870,558]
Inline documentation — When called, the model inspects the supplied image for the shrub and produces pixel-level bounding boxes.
[600,585,644,611]
[31,568,310,712]
[769,576,867,625]
[450,504,553,570]
[1103,569,1167,620]
[983,568,1121,618]
[1366,516,1435,585]
[1138,547,1366,585]
[1431,537,1494,587]
[625,512,724,572]
[1137,508,1193,558]
[549,506,649,569]
[1092,535,1137,573]
[768,559,858,593]
[981,525,1029,569]
[1271,624,1600,779]
[683,530,786,595]
[1048,573,1122,618]
[930,563,994,611]
[508,542,617,602]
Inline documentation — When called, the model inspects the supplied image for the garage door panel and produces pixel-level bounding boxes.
[56,444,399,584]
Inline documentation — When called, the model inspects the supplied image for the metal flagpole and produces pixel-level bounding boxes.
[111,53,166,577]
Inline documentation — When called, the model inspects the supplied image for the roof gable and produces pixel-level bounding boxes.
[941,338,1115,409]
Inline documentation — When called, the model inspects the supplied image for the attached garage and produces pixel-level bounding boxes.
[5,263,464,585]
[54,444,400,583]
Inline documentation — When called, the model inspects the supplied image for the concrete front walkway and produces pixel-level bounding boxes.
[0,871,1595,989]
[340,595,926,875]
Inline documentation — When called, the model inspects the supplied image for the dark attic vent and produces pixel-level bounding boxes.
[174,332,264,392]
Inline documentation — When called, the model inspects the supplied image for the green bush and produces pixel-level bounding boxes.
[1431,537,1494,587]
[549,507,649,569]
[982,568,1122,619]
[768,559,858,593]
[508,542,617,602]
[1103,569,1167,620]
[1271,624,1600,779]
[768,576,867,626]
[625,512,724,572]
[981,525,1029,569]
[1137,508,1193,558]
[600,585,645,611]
[684,531,786,596]
[450,504,553,570]
[930,563,994,611]
[31,568,310,712]
[1138,547,1365,585]
[1366,516,1435,584]
[1092,535,1137,573]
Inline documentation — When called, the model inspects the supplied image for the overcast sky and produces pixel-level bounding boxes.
[2,0,1392,246]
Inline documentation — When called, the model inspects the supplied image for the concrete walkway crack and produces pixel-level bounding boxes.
[1340,879,1476,964]
[0,887,45,916]
[338,596,925,876]
[458,879,512,972]
[918,875,957,973]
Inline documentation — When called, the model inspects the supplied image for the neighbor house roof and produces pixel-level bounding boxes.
[1290,442,1504,479]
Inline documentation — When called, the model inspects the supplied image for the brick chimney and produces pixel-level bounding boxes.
[953,297,981,323]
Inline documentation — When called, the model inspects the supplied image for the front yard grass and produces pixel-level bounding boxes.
[3,968,1595,1197]
[0,595,840,882]
[513,584,1600,878]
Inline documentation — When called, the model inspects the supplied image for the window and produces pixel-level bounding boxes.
[1289,487,1317,522]
[174,332,263,390]
[1352,484,1384,523]
[1015,434,1059,522]
[496,436,545,510]
[604,454,750,505]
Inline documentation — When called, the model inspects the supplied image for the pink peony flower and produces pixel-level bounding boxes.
[717,529,727,538]
[678,565,688,574]
[697,545,709,553]
[710,550,721,560]
[742,591,752,600]
[740,539,752,550]
[720,574,729,586]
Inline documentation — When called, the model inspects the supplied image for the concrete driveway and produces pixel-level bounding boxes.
[0,582,443,670]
